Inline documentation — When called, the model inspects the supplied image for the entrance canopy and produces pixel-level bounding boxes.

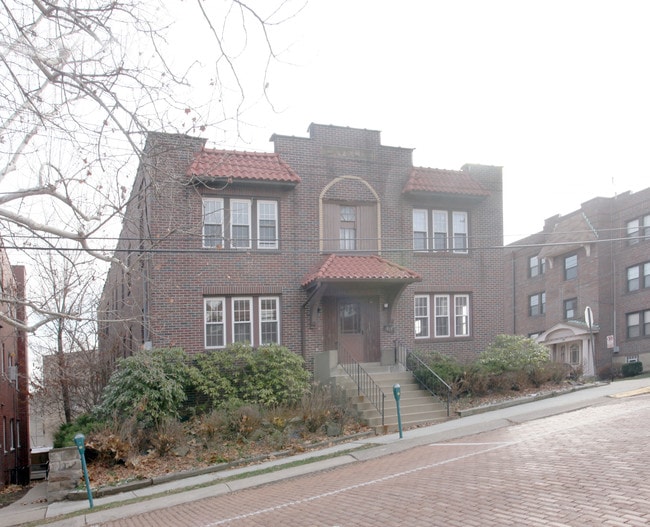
[301,254,421,326]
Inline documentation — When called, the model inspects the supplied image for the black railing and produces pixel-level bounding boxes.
[394,341,451,417]
[338,348,386,426]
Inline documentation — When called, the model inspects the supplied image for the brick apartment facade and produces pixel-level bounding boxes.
[0,252,29,487]
[99,124,505,371]
[505,188,650,377]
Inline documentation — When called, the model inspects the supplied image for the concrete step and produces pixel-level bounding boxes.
[334,364,450,433]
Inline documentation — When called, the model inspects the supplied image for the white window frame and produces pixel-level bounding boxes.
[414,295,430,338]
[259,296,280,345]
[432,210,448,251]
[232,297,253,344]
[257,201,278,249]
[413,209,428,251]
[434,295,450,337]
[204,298,225,349]
[452,211,468,253]
[454,295,470,336]
[202,198,224,248]
[231,199,251,249]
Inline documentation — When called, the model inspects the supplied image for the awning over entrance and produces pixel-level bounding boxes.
[535,320,599,376]
[301,254,421,326]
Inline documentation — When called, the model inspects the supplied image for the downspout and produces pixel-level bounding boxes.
[511,252,517,332]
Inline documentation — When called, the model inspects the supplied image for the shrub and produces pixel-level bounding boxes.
[97,347,190,428]
[189,343,311,409]
[408,352,465,396]
[53,414,102,448]
[621,361,643,377]
[479,334,550,376]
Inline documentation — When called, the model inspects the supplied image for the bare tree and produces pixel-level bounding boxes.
[0,0,302,331]
[29,249,104,424]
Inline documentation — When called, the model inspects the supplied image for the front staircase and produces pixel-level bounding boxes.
[332,362,450,433]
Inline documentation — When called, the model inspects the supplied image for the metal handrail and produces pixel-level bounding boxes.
[394,341,451,417]
[338,348,386,426]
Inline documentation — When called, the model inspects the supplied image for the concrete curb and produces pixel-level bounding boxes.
[456,382,606,417]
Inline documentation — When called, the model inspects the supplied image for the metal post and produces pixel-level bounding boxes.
[74,433,94,509]
[393,383,403,439]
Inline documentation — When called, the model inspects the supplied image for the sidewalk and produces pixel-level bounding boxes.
[4,376,650,527]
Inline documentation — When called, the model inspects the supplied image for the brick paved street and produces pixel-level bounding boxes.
[95,394,650,527]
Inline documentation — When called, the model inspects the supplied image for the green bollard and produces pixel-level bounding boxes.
[74,433,94,509]
[393,383,403,439]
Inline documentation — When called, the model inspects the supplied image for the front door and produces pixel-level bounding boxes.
[337,297,379,363]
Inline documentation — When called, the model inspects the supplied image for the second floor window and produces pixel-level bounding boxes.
[626,214,650,245]
[627,262,650,292]
[322,202,378,252]
[339,206,357,250]
[529,292,546,316]
[564,298,577,319]
[564,254,577,280]
[529,255,545,277]
[203,198,278,250]
[412,209,468,253]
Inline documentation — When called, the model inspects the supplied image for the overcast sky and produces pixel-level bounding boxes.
[190,0,650,245]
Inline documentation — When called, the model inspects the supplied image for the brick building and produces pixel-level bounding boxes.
[504,188,650,376]
[99,124,504,370]
[0,251,29,487]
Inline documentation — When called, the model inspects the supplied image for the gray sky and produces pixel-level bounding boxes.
[188,0,650,244]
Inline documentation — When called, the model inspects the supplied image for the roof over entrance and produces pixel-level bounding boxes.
[301,255,421,327]
[301,254,421,288]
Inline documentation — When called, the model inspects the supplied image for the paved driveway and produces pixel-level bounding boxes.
[95,392,650,527]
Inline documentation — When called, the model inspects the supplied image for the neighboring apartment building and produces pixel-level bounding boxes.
[99,124,504,371]
[505,188,650,377]
[0,251,29,487]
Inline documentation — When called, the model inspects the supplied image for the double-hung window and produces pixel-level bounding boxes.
[564,254,577,280]
[413,210,428,251]
[257,201,278,249]
[452,212,468,252]
[627,262,650,292]
[627,309,650,338]
[203,198,224,248]
[339,206,357,250]
[529,255,545,277]
[626,215,650,245]
[414,295,429,338]
[412,209,468,253]
[205,298,225,348]
[454,295,470,336]
[204,296,280,348]
[203,198,278,249]
[259,297,279,344]
[529,292,546,316]
[231,200,251,248]
[232,297,252,343]
[434,295,450,337]
[564,298,577,319]
[414,293,471,339]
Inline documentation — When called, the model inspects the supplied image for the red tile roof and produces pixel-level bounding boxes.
[302,254,421,288]
[187,148,301,184]
[403,167,490,197]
